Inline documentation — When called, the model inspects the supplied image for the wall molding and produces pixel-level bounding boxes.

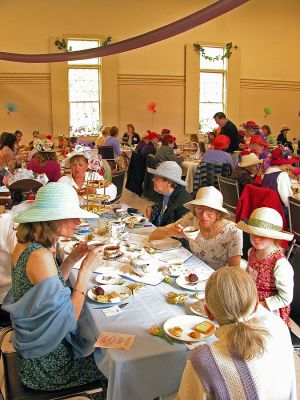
[0,73,51,84]
[118,74,185,86]
[240,78,300,91]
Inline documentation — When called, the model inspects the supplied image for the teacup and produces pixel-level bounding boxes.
[183,226,200,240]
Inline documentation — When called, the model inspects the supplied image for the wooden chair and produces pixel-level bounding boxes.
[218,176,240,215]
[287,196,300,260]
[0,328,104,400]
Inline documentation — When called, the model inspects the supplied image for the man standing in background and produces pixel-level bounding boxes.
[213,112,239,153]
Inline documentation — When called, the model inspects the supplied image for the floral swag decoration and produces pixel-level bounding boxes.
[33,138,55,152]
[193,42,237,61]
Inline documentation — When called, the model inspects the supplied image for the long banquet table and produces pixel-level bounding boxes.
[66,228,215,400]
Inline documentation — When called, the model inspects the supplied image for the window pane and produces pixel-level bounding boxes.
[69,102,100,136]
[200,46,224,70]
[199,102,223,133]
[68,40,100,65]
[69,69,99,102]
[200,72,223,103]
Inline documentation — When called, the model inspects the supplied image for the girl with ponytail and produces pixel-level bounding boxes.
[177,267,295,400]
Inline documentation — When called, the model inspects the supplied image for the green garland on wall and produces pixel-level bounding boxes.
[54,36,112,52]
[193,42,237,61]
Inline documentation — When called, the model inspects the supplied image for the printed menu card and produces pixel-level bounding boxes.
[95,332,136,351]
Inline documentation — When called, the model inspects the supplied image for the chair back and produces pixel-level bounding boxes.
[192,162,232,197]
[125,151,146,196]
[218,176,240,214]
[286,196,300,259]
[111,170,125,202]
[98,146,114,160]
[143,154,160,202]
[288,196,300,242]
[290,247,300,326]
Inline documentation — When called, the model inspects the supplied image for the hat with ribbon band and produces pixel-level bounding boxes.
[236,207,293,241]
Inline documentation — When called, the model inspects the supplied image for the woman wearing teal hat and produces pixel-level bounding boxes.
[2,183,107,397]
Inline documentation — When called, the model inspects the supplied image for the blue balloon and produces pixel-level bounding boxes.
[6,102,17,112]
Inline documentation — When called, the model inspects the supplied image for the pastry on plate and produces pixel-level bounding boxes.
[103,245,123,259]
[188,331,201,339]
[168,326,183,337]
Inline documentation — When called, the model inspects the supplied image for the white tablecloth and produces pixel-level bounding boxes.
[68,243,214,400]
[181,160,200,193]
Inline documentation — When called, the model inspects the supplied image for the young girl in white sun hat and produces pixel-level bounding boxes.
[237,207,294,326]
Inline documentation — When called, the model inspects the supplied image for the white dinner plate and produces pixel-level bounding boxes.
[87,285,132,305]
[163,315,215,342]
[190,299,207,317]
[149,238,182,251]
[164,263,188,278]
[95,273,124,285]
[176,275,207,292]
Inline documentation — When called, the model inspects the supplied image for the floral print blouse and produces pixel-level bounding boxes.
[177,212,243,270]
[0,146,16,172]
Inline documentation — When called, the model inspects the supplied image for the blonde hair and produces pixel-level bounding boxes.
[205,267,269,360]
[70,154,88,165]
[16,221,62,248]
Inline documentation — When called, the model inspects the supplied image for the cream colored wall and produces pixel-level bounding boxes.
[0,0,299,142]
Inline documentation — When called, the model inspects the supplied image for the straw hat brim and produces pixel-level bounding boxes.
[147,167,187,187]
[236,220,293,241]
[14,207,98,223]
[238,159,263,168]
[184,199,229,215]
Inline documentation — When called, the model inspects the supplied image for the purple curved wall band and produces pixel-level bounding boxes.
[0,0,248,63]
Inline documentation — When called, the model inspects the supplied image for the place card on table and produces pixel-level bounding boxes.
[101,305,122,317]
[95,332,136,351]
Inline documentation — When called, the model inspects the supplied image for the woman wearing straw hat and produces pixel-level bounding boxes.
[277,125,293,152]
[146,161,192,227]
[230,151,262,191]
[27,138,61,182]
[177,267,296,400]
[237,207,294,326]
[2,183,107,395]
[59,145,116,201]
[150,186,243,270]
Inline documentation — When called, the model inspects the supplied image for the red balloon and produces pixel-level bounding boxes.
[147,102,157,112]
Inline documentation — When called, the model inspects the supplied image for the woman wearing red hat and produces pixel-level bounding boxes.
[262,146,299,208]
[201,135,233,166]
[140,131,161,159]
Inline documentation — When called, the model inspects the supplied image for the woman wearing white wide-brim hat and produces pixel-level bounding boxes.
[149,186,243,270]
[145,161,192,227]
[59,145,117,202]
[2,183,107,392]
[236,207,294,326]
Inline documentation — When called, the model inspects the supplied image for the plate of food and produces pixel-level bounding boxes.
[149,238,182,251]
[165,262,187,277]
[123,215,148,228]
[87,285,132,305]
[84,180,111,188]
[190,299,207,317]
[95,273,124,285]
[164,315,215,342]
[176,273,207,291]
[82,194,111,202]
[82,204,109,214]
[103,245,124,260]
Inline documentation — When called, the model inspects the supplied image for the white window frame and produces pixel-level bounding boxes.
[67,39,102,137]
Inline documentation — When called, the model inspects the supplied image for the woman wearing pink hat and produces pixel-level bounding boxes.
[262,146,299,208]
[201,135,233,166]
